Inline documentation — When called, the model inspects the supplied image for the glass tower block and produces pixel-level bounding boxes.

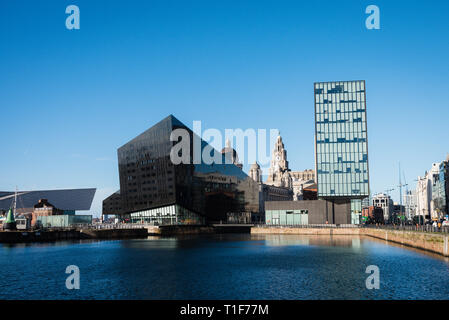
[314,80,370,200]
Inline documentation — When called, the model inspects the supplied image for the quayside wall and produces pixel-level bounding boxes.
[79,228,148,239]
[251,226,360,236]
[361,228,449,257]
[145,224,252,235]
[0,228,148,243]
[251,226,449,257]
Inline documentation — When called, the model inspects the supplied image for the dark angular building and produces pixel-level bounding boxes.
[104,115,259,225]
[102,190,123,216]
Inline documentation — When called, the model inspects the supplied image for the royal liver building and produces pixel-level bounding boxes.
[266,135,293,188]
[249,134,315,201]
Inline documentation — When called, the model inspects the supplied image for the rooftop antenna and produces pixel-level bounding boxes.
[14,186,17,217]
[398,163,408,223]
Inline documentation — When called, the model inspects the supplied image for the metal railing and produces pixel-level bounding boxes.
[35,223,148,231]
[87,223,147,230]
[253,223,449,233]
[363,224,449,234]
[253,224,359,228]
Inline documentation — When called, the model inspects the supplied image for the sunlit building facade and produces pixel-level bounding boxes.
[105,115,259,225]
[314,80,370,224]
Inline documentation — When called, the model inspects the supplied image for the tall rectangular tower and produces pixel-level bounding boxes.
[314,80,369,224]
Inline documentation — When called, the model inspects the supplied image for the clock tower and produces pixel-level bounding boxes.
[266,134,292,188]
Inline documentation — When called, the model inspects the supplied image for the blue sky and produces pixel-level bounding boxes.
[1,0,448,216]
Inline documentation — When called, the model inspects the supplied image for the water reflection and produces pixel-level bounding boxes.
[121,236,180,249]
[2,233,449,299]
[120,233,449,262]
[252,234,362,249]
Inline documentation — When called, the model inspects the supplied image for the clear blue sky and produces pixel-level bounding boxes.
[1,0,448,216]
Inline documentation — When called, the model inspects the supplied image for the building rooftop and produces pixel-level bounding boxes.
[0,188,96,211]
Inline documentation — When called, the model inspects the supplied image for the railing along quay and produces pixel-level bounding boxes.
[253,224,449,234]
[34,223,148,231]
[35,223,449,234]
[253,224,359,228]
[363,224,449,234]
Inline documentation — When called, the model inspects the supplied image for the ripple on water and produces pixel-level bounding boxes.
[1,234,449,299]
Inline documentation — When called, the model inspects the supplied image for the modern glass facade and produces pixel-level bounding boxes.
[265,209,309,225]
[115,115,259,225]
[314,80,370,223]
[128,204,204,225]
[433,161,448,217]
[37,215,92,228]
[314,80,369,198]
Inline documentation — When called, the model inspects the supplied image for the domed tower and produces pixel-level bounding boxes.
[266,134,291,187]
[249,161,262,183]
[221,139,243,169]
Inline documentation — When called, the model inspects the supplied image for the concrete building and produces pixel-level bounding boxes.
[291,171,315,201]
[265,200,351,225]
[314,80,370,224]
[362,206,384,224]
[249,161,262,183]
[429,163,441,219]
[416,174,431,222]
[302,183,318,200]
[393,202,406,222]
[432,158,449,219]
[290,169,315,182]
[442,156,449,217]
[249,161,293,222]
[32,199,64,226]
[416,163,440,222]
[372,193,394,222]
[403,190,417,221]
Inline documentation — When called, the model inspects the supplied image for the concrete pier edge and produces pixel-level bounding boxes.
[251,226,449,257]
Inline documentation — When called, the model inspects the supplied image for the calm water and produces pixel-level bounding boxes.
[1,234,449,300]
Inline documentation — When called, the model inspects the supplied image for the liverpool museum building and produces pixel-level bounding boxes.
[103,115,259,225]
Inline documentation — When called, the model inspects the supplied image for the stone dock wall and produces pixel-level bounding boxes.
[145,225,252,235]
[251,226,449,257]
[0,230,81,243]
[251,226,361,236]
[79,228,148,239]
[0,228,148,243]
[361,228,448,257]
[145,225,215,236]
